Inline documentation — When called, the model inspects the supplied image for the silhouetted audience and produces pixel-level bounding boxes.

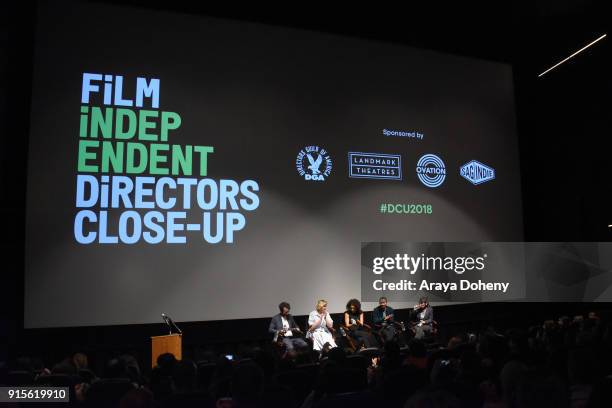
[2,311,612,407]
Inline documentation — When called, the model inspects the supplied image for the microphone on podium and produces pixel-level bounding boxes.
[161,313,183,335]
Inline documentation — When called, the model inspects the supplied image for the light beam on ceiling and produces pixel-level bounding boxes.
[538,33,607,77]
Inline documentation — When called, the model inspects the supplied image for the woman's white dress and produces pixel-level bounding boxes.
[306,310,337,351]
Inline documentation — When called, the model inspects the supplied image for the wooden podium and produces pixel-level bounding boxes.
[151,333,182,368]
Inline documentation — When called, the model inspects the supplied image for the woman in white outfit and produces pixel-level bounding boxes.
[306,299,337,352]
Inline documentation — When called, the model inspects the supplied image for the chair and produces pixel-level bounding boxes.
[6,370,35,386]
[408,320,439,340]
[345,354,369,371]
[323,366,368,394]
[161,391,215,408]
[338,325,358,352]
[295,362,319,379]
[272,333,286,356]
[356,347,380,361]
[372,320,407,346]
[339,322,375,352]
[35,374,79,404]
[86,378,136,407]
[78,368,98,384]
[36,373,79,386]
[273,329,311,359]
[196,362,216,390]
[315,390,377,408]
[276,367,317,403]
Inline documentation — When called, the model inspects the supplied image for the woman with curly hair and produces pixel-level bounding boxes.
[344,298,378,349]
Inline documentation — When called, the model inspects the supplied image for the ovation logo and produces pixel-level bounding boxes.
[460,160,495,185]
[416,154,446,188]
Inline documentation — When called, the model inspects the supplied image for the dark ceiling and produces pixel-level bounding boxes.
[2,0,612,244]
[99,1,609,69]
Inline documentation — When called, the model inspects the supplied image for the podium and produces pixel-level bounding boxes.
[151,333,182,368]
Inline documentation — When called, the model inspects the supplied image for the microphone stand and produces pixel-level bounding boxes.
[161,313,183,335]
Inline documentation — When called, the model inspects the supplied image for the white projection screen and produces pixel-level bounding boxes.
[24,1,522,328]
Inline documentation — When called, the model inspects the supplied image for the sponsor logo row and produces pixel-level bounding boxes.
[296,146,495,187]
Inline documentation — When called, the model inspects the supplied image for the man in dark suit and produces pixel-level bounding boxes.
[372,296,397,343]
[269,302,308,356]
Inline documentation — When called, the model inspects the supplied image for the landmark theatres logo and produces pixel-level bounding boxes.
[348,152,402,180]
[296,146,333,181]
[416,154,446,188]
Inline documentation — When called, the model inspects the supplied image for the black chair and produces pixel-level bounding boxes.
[345,354,369,371]
[276,368,317,403]
[161,391,215,408]
[78,368,98,384]
[338,324,378,352]
[36,374,79,387]
[323,366,368,394]
[273,329,310,359]
[337,325,358,352]
[35,374,79,405]
[356,347,381,361]
[6,370,35,386]
[408,320,439,341]
[315,390,377,408]
[196,362,216,390]
[295,362,319,379]
[373,321,407,345]
[85,378,135,407]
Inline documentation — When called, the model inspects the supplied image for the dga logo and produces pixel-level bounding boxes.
[416,154,446,188]
[296,146,332,181]
[348,152,402,180]
[460,160,495,185]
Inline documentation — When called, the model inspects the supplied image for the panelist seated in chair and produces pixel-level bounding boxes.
[372,296,399,343]
[412,296,434,339]
[343,298,378,349]
[269,302,308,354]
[306,299,337,353]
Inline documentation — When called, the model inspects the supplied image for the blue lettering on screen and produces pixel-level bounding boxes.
[74,175,259,244]
[81,73,160,108]
[76,73,258,245]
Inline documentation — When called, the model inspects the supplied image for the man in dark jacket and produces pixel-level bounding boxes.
[269,302,307,355]
[373,296,397,343]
